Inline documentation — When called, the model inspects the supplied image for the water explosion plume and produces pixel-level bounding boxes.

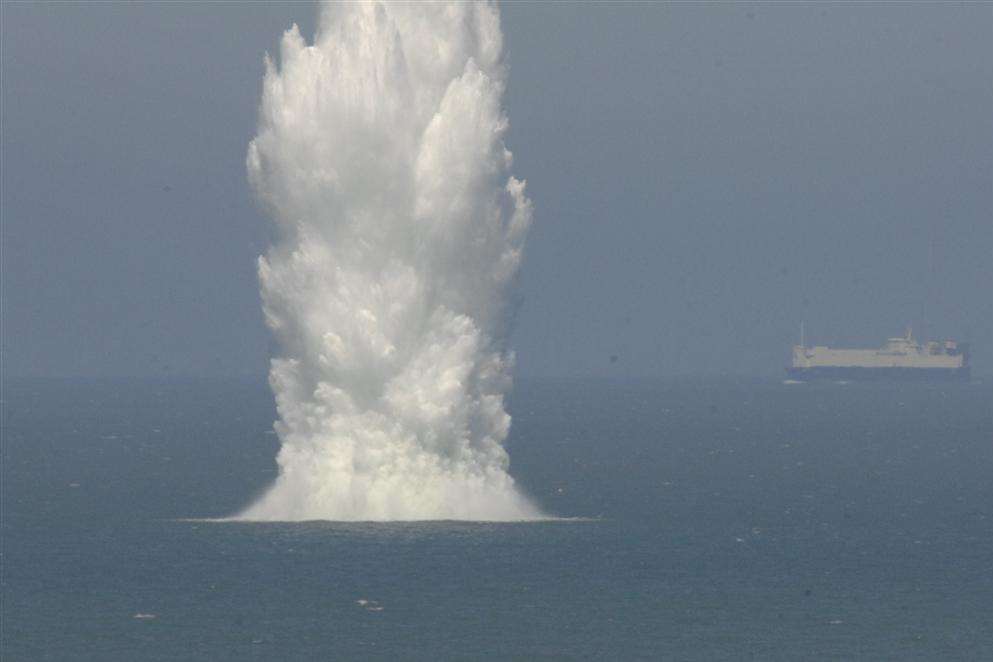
[237,1,540,521]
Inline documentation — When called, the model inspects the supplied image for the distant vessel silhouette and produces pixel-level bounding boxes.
[787,326,970,381]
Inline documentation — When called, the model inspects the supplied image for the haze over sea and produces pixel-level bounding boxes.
[3,377,990,660]
[3,2,991,659]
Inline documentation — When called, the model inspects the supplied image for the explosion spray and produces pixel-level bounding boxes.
[237,1,540,520]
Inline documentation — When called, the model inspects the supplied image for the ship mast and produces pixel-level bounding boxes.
[922,230,935,341]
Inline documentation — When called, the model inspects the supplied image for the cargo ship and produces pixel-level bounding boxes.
[787,327,970,381]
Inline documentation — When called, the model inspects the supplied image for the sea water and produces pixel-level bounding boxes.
[2,377,991,659]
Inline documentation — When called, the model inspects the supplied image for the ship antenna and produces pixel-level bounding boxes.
[800,320,805,348]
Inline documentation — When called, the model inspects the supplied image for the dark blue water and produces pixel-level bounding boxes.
[3,377,991,660]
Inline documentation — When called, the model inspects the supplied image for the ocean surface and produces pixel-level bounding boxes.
[2,376,991,660]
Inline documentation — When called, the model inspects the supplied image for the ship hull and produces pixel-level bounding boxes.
[785,366,971,382]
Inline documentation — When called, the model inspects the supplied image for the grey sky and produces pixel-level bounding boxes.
[3,2,991,378]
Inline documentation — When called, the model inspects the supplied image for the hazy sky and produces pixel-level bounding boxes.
[3,2,991,379]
